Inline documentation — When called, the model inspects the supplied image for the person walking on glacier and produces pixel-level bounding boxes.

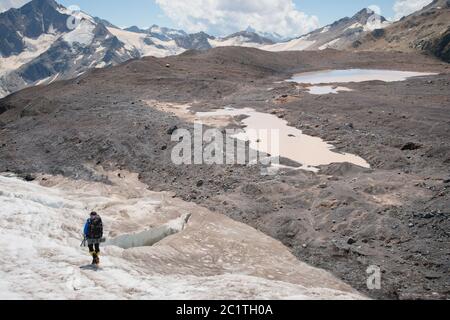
[83,211,103,265]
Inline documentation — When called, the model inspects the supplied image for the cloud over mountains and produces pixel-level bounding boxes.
[155,0,320,38]
[393,0,433,20]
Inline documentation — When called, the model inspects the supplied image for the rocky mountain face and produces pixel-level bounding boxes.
[218,31,274,46]
[105,26,210,59]
[145,25,215,50]
[0,0,136,97]
[1,1,448,98]
[0,0,69,56]
[264,8,390,52]
[93,16,118,29]
[353,0,450,62]
[244,26,289,43]
[0,0,285,97]
[116,24,275,54]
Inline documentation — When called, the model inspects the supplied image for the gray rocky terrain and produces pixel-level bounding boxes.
[1,47,448,299]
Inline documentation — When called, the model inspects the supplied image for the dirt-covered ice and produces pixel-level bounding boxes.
[0,170,365,300]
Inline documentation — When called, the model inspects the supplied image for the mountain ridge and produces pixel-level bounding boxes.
[1,0,449,98]
[352,0,450,62]
[0,0,136,97]
[263,8,390,52]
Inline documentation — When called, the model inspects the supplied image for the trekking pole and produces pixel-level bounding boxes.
[80,236,87,247]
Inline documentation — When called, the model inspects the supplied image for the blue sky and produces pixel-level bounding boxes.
[58,0,169,29]
[58,0,397,31]
[0,0,433,37]
[298,0,396,23]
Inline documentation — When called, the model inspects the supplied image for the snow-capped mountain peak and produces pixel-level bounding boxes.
[263,7,390,52]
[243,25,290,43]
[0,0,135,97]
[123,26,147,34]
[149,24,186,36]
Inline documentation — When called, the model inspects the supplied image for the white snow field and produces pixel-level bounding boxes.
[263,35,316,52]
[0,33,59,77]
[208,36,266,49]
[62,19,96,47]
[107,27,185,58]
[0,170,366,300]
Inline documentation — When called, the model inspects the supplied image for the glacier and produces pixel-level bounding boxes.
[0,170,366,300]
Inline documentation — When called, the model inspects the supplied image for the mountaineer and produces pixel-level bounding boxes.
[83,211,104,265]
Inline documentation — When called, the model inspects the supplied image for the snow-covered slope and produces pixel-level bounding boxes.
[209,31,274,48]
[244,26,290,43]
[264,8,390,52]
[113,25,277,56]
[264,34,316,51]
[0,0,135,98]
[0,33,58,77]
[107,27,185,58]
[0,171,366,300]
[120,25,214,53]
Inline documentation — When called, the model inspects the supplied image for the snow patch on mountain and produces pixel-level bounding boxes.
[107,27,144,50]
[56,6,95,25]
[149,25,185,38]
[363,16,391,31]
[0,33,58,76]
[319,38,341,50]
[34,75,53,86]
[244,26,289,43]
[0,86,9,97]
[62,20,96,46]
[209,36,263,48]
[107,27,185,58]
[263,35,316,52]
[346,22,364,30]
[208,30,275,49]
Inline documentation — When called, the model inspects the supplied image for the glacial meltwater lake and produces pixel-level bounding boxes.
[197,108,370,172]
[194,69,438,170]
[287,69,437,84]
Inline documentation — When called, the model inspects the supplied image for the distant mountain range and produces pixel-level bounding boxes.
[0,0,448,98]
[0,0,279,97]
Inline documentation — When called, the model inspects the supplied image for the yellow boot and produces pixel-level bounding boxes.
[89,251,96,265]
[93,252,100,265]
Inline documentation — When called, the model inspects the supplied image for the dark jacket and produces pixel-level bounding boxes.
[83,216,103,239]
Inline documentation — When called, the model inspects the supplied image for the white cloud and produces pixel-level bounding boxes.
[0,0,30,13]
[393,0,433,20]
[155,0,320,38]
[368,5,382,15]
